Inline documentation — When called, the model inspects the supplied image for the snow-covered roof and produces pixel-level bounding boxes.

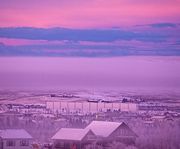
[85,121,123,137]
[0,129,32,139]
[52,128,92,141]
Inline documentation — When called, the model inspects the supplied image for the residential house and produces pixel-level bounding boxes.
[52,128,96,149]
[0,129,33,149]
[85,121,137,145]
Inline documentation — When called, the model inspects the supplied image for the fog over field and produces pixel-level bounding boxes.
[0,56,180,91]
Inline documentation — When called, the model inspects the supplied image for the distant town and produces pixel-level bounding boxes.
[0,90,180,149]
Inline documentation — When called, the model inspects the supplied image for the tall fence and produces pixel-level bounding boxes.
[46,101,138,114]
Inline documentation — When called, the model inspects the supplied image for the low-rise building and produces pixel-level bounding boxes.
[51,121,137,148]
[85,121,137,144]
[0,129,33,149]
[52,128,96,149]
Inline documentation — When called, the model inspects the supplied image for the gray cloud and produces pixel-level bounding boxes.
[149,23,178,28]
[0,42,180,57]
[0,27,168,42]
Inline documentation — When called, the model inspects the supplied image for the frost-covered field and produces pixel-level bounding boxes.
[0,88,180,104]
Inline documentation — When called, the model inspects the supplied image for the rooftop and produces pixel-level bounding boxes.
[52,128,93,141]
[0,129,32,139]
[85,121,123,137]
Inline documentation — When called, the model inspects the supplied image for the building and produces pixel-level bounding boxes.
[46,101,138,114]
[85,121,137,144]
[51,121,137,148]
[52,128,96,149]
[0,129,33,149]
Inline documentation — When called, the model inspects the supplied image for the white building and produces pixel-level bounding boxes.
[0,129,33,149]
[46,101,138,114]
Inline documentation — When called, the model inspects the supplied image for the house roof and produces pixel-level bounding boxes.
[0,129,32,139]
[85,121,123,137]
[52,128,92,141]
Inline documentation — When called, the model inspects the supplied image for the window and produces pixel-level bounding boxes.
[20,140,29,146]
[86,134,95,140]
[6,140,15,146]
[119,129,129,136]
[119,129,125,135]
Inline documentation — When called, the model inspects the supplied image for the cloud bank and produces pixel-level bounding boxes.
[0,23,179,57]
[0,27,168,42]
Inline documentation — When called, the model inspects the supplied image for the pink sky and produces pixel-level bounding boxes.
[0,0,179,56]
[0,1,180,90]
[0,0,180,28]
